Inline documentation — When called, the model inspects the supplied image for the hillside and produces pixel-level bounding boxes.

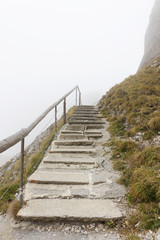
[99,57,160,231]
[99,57,160,140]
[139,0,160,69]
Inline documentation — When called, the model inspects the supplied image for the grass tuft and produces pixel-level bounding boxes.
[8,200,21,219]
[125,235,142,240]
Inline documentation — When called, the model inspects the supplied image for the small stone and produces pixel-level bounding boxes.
[83,231,88,236]
[65,227,71,232]
[98,224,103,230]
[95,228,99,233]
[135,222,140,228]
[90,224,94,229]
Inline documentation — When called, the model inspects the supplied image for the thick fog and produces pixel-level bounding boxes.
[0,0,155,158]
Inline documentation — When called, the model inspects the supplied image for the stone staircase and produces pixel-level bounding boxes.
[17,105,126,222]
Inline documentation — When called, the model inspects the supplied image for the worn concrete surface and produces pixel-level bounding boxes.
[59,134,88,140]
[54,140,94,146]
[18,105,126,223]
[17,199,124,221]
[42,155,97,165]
[49,148,96,154]
[29,171,89,185]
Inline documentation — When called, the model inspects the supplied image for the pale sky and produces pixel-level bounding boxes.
[0,0,155,156]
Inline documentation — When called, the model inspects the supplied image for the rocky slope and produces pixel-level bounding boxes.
[139,0,160,69]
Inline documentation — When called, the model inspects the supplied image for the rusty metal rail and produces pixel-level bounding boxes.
[0,85,82,204]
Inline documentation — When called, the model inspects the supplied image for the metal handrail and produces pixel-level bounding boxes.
[0,85,81,204]
[0,85,81,153]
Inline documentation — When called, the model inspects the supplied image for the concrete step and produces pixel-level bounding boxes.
[85,131,102,134]
[52,145,94,150]
[76,107,97,111]
[75,108,98,111]
[76,105,95,108]
[28,171,89,185]
[54,140,94,146]
[60,130,103,138]
[74,109,98,112]
[73,114,102,118]
[86,125,104,129]
[43,155,97,165]
[24,183,91,201]
[49,148,96,154]
[87,134,103,139]
[17,199,124,221]
[58,134,87,140]
[24,178,125,201]
[65,125,85,131]
[71,117,101,121]
[85,131,103,139]
[39,163,95,170]
[69,120,105,125]
[61,130,83,134]
[74,111,99,115]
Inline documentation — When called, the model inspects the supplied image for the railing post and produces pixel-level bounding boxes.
[76,88,78,106]
[79,91,81,106]
[55,105,57,133]
[64,97,66,124]
[19,138,25,205]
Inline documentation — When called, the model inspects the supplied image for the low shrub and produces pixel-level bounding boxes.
[149,117,160,132]
[108,117,126,136]
[132,147,160,168]
[129,203,160,230]
[130,167,160,203]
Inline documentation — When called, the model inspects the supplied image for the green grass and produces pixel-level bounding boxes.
[99,57,160,231]
[125,235,142,240]
[99,57,160,139]
[128,203,160,230]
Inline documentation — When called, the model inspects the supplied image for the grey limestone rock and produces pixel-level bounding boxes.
[139,0,160,69]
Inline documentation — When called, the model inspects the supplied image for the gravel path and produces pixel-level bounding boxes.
[0,215,122,240]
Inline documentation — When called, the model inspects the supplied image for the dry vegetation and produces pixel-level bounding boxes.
[0,106,76,215]
[99,57,160,232]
